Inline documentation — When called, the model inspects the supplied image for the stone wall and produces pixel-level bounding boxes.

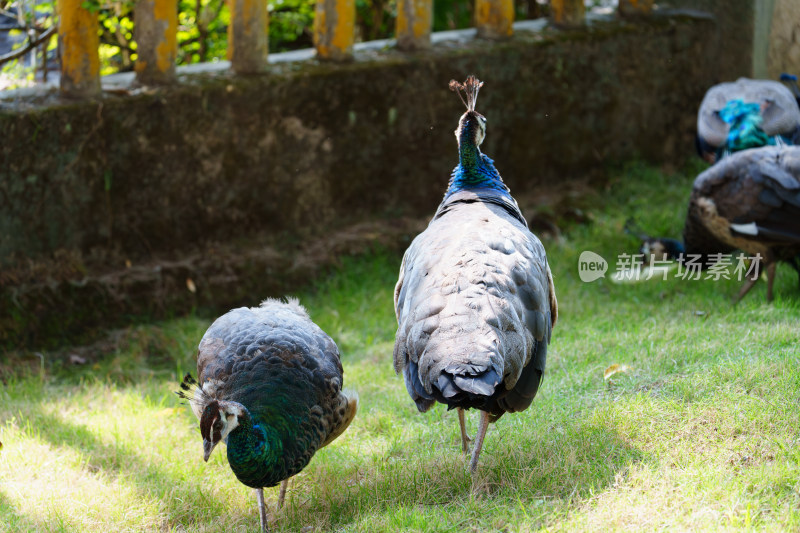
[0,12,722,348]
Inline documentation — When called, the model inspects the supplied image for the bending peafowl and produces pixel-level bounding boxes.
[696,78,800,164]
[177,298,358,531]
[634,147,800,302]
[687,145,800,301]
[393,76,558,473]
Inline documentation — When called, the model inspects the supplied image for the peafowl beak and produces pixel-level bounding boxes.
[203,438,216,462]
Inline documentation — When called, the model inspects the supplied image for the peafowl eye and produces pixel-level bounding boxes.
[177,298,358,531]
[393,76,558,473]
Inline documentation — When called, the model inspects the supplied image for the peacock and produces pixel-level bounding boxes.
[177,298,358,531]
[393,76,558,472]
[696,78,800,164]
[633,146,800,302]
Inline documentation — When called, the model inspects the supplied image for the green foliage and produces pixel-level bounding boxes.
[177,0,230,64]
[269,0,315,52]
[432,0,471,32]
[0,0,56,90]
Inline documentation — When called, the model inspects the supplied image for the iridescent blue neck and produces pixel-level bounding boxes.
[445,122,507,197]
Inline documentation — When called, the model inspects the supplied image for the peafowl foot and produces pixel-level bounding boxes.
[457,408,471,455]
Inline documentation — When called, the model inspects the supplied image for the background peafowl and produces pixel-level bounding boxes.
[177,298,358,531]
[632,147,800,302]
[393,76,558,473]
[696,78,800,163]
[687,145,800,301]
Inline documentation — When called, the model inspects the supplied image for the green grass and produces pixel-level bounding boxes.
[2,161,799,532]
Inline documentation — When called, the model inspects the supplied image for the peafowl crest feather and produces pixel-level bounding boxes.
[394,75,558,472]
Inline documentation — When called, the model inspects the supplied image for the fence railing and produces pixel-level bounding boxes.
[56,0,652,98]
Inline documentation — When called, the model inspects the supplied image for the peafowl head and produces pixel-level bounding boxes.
[625,219,685,264]
[176,373,248,462]
[639,237,685,263]
[450,76,487,149]
[199,399,247,461]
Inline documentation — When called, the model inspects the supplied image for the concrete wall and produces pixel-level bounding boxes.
[0,12,724,348]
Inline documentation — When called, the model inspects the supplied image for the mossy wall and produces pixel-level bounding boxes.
[664,0,754,81]
[1,12,722,348]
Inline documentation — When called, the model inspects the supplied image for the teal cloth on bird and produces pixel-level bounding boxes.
[719,99,778,153]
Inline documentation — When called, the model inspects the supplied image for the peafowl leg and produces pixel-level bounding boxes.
[468,410,490,473]
[765,262,777,302]
[734,258,763,303]
[457,408,470,455]
[277,478,289,510]
[734,276,759,303]
[256,488,269,532]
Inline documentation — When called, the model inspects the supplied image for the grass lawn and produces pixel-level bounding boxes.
[1,162,799,532]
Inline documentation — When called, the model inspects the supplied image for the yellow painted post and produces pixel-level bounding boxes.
[475,0,514,39]
[58,0,101,97]
[396,0,432,50]
[618,0,653,17]
[550,0,584,27]
[228,0,268,73]
[134,0,178,85]
[314,0,355,61]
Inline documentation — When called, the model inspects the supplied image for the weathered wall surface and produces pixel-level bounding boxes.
[766,0,800,79]
[1,13,722,348]
[664,0,754,81]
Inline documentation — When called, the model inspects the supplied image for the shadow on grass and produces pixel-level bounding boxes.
[17,405,231,529]
[276,417,645,530]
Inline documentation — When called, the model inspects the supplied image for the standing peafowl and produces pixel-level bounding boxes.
[393,76,558,473]
[696,78,800,164]
[177,298,358,532]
